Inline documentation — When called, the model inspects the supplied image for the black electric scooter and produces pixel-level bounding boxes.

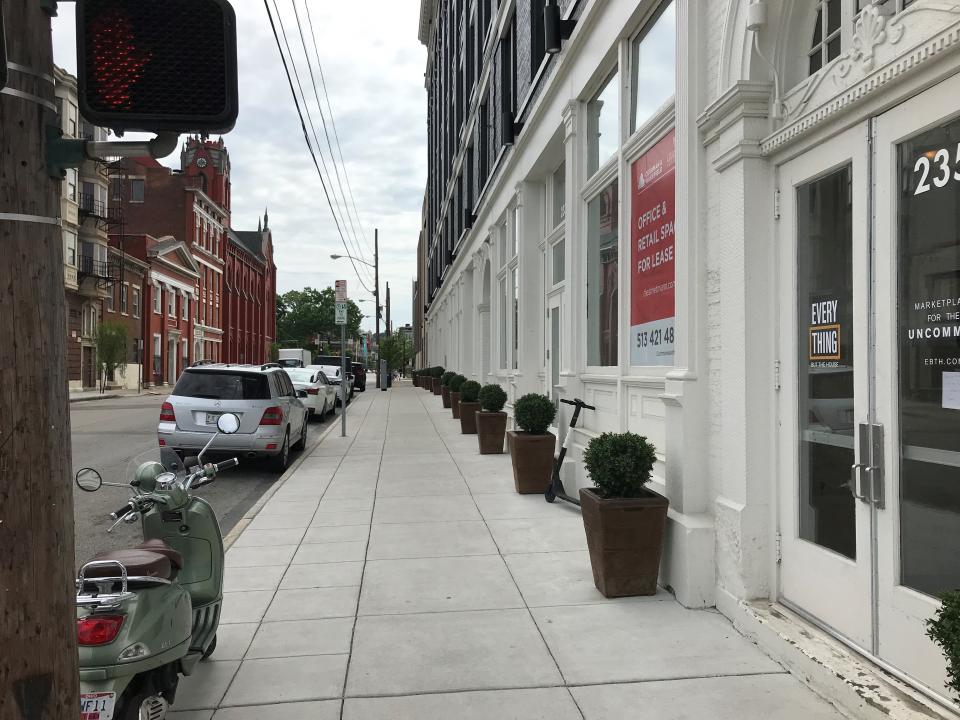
[544,397,596,507]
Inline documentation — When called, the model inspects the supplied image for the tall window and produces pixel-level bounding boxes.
[66,169,77,202]
[133,288,141,318]
[499,277,508,368]
[511,267,519,369]
[588,71,619,176]
[153,286,161,314]
[64,231,77,267]
[182,295,190,321]
[552,162,566,229]
[630,1,676,133]
[106,285,115,313]
[809,0,842,75]
[120,284,128,314]
[167,289,175,317]
[587,181,619,366]
[130,179,145,203]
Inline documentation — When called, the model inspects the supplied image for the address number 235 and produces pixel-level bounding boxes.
[914,145,960,196]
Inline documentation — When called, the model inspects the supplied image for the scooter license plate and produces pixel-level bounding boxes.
[80,692,116,720]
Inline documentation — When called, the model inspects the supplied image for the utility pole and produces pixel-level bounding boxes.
[386,282,392,336]
[374,228,381,388]
[0,1,80,716]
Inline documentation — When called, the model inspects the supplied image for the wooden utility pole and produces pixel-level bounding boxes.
[0,1,80,718]
[386,282,391,336]
[374,228,380,387]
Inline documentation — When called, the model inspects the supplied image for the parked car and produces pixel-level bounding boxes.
[352,362,367,392]
[158,363,310,473]
[308,362,354,404]
[284,367,337,419]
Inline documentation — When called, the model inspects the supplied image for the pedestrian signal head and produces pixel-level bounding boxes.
[76,0,239,133]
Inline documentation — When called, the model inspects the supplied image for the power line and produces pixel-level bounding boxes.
[270,0,373,288]
[292,0,371,263]
[264,0,373,294]
[303,1,376,257]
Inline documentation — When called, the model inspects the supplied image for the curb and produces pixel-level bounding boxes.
[220,406,354,551]
[70,394,121,403]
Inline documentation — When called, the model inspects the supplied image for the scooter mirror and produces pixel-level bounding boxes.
[217,413,240,434]
[75,468,103,492]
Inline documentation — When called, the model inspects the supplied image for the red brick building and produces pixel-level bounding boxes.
[226,216,276,364]
[110,138,276,380]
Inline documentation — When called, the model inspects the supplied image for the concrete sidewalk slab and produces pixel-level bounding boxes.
[165,386,845,719]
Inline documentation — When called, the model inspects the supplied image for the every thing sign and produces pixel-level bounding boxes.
[809,299,841,362]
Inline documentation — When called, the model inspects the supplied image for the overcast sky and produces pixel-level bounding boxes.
[52,1,425,332]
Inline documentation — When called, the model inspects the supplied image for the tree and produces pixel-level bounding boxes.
[276,287,362,350]
[380,330,412,375]
[95,321,129,393]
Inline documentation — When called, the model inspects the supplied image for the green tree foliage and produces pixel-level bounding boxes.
[276,287,362,350]
[94,321,128,392]
[379,330,413,372]
[927,590,960,699]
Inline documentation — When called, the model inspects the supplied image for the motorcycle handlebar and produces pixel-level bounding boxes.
[109,502,134,521]
[215,458,239,473]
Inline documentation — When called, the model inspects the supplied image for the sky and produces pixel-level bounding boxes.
[52,1,426,332]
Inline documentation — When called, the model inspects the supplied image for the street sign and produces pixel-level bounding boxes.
[335,301,348,325]
[335,280,347,302]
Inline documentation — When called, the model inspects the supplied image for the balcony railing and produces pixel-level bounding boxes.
[78,194,122,225]
[77,255,116,281]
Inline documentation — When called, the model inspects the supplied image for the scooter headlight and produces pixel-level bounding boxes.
[117,642,151,662]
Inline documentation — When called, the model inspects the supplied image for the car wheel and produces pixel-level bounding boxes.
[318,400,327,419]
[292,416,307,451]
[270,431,290,473]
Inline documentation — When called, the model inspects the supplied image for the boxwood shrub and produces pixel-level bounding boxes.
[514,393,555,434]
[449,374,467,392]
[479,384,507,413]
[441,371,456,386]
[583,432,657,499]
[460,380,481,403]
[927,590,960,699]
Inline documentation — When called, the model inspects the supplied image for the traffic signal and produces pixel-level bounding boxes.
[76,0,239,134]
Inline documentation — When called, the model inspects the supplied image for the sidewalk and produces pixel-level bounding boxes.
[168,383,845,719]
[70,388,149,403]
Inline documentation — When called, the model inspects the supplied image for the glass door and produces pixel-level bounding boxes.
[874,75,960,701]
[547,294,562,407]
[777,123,874,649]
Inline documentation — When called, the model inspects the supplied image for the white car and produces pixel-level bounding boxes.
[308,364,353,405]
[284,367,338,419]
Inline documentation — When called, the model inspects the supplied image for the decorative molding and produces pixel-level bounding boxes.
[562,100,578,140]
[697,81,772,144]
[765,7,960,155]
[713,139,765,172]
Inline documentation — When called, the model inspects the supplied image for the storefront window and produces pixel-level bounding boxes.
[552,240,565,285]
[499,276,507,368]
[630,1,676,134]
[587,180,619,366]
[897,119,960,597]
[512,267,519,370]
[797,165,856,560]
[587,71,619,177]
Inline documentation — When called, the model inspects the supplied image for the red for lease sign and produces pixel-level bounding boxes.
[630,129,676,366]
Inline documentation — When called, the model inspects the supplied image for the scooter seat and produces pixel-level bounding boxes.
[135,539,183,572]
[85,549,175,581]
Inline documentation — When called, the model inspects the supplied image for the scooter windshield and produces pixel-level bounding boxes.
[124,446,171,486]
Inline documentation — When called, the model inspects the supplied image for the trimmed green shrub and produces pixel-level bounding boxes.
[479,384,507,413]
[583,432,657,499]
[441,371,456,386]
[927,590,960,699]
[432,366,445,378]
[449,374,467,392]
[460,380,481,403]
[514,393,556,434]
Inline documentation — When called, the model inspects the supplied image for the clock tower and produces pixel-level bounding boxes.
[181,136,232,222]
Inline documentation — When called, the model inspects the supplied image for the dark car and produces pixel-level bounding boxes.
[351,363,367,392]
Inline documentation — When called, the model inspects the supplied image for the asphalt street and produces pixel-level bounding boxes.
[70,392,340,568]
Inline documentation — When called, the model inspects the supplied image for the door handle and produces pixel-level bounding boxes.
[849,463,871,504]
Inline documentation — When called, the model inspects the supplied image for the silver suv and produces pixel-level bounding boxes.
[158,364,309,473]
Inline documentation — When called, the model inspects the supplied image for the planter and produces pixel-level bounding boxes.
[432,377,442,395]
[459,401,480,433]
[507,431,555,494]
[413,375,419,388]
[579,487,669,598]
[441,385,451,409]
[476,412,507,454]
[450,392,461,418]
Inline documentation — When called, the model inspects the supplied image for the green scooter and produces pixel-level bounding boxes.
[75,412,241,720]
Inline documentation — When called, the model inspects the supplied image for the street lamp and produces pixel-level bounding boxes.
[331,231,383,387]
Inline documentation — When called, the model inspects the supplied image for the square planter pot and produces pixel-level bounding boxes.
[450,392,461,418]
[476,412,507,454]
[508,431,555,494]
[432,378,442,395]
[459,401,480,433]
[579,487,669,598]
[441,385,451,409]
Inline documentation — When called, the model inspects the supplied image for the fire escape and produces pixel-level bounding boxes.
[76,143,123,289]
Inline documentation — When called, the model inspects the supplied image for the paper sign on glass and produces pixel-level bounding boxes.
[942,371,960,410]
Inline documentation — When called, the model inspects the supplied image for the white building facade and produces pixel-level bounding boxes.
[420,0,960,712]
